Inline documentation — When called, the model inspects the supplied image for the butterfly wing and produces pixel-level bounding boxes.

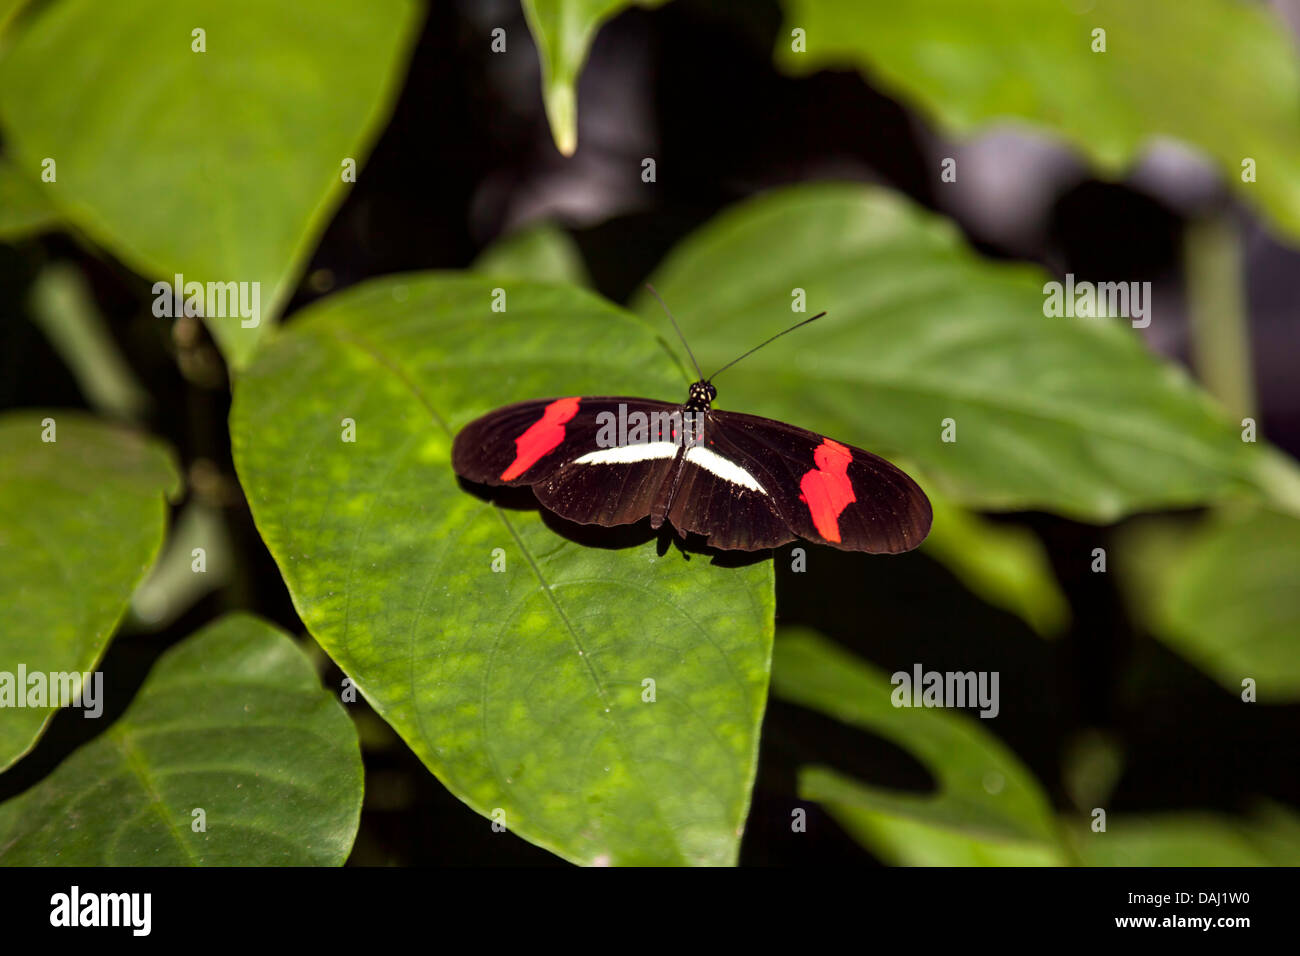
[453,396,684,528]
[453,397,667,485]
[530,448,681,530]
[522,406,804,548]
[700,409,932,553]
[660,432,800,551]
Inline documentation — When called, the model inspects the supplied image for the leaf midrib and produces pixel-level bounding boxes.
[109,726,200,865]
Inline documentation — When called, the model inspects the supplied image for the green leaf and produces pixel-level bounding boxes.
[636,183,1268,521]
[0,613,363,864]
[1066,806,1300,866]
[773,627,1065,865]
[813,791,1065,866]
[1118,508,1300,699]
[0,0,29,41]
[29,264,151,422]
[777,0,1300,244]
[522,0,668,156]
[921,486,1069,637]
[0,153,58,239]
[473,222,591,287]
[230,274,774,866]
[129,499,233,631]
[0,411,179,772]
[0,0,421,370]
[1061,729,1124,812]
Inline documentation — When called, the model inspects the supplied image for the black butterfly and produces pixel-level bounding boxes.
[452,291,931,553]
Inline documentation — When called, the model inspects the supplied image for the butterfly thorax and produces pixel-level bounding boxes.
[684,381,716,412]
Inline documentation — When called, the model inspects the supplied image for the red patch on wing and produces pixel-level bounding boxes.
[500,397,580,481]
[798,439,856,543]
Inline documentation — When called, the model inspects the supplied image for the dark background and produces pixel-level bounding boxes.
[2,0,1297,865]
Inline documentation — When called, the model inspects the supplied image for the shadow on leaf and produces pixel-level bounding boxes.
[455,476,770,567]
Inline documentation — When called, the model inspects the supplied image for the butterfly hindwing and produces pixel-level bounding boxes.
[700,410,932,553]
[532,448,679,529]
[662,442,795,550]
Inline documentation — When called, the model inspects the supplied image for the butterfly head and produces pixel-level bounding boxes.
[685,381,716,411]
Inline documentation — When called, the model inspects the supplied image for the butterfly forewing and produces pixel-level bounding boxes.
[452,396,678,487]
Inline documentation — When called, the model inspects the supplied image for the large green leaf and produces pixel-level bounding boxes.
[522,0,668,156]
[773,628,1064,865]
[777,0,1300,244]
[0,0,421,369]
[636,183,1272,521]
[230,274,774,866]
[0,411,179,772]
[1118,508,1300,699]
[0,613,363,864]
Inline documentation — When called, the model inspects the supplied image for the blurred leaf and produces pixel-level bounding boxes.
[773,628,1064,865]
[777,0,1300,243]
[1061,729,1124,812]
[0,411,179,772]
[29,263,151,422]
[1066,808,1299,866]
[1119,508,1300,699]
[522,0,668,156]
[231,274,773,866]
[128,499,232,631]
[473,222,591,287]
[0,0,28,41]
[0,613,363,864]
[1249,799,1300,864]
[0,153,58,238]
[1184,216,1254,420]
[921,487,1069,637]
[636,183,1276,521]
[1254,445,1300,516]
[817,794,1064,866]
[0,0,421,370]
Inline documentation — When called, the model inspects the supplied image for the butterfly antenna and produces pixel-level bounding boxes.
[645,283,705,381]
[706,311,827,382]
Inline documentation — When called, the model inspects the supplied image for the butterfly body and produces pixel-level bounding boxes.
[452,381,931,553]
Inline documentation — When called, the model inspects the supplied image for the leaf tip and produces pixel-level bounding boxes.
[545,85,578,156]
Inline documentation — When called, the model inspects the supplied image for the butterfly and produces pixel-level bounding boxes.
[452,289,932,553]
